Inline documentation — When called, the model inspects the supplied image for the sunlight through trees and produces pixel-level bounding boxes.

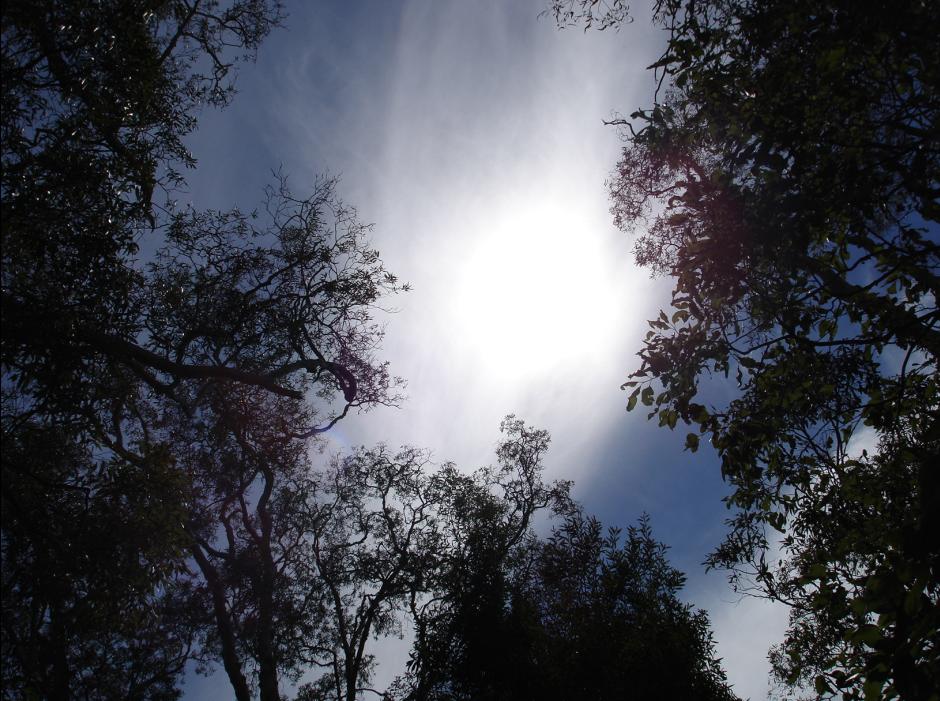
[3,1,936,699]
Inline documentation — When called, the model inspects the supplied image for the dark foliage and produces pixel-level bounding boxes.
[1,424,192,700]
[400,508,737,701]
[1,3,782,699]
[395,420,737,701]
[555,1,940,697]
[2,2,406,698]
[2,0,283,394]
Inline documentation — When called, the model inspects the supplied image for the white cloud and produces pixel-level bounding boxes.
[705,589,791,701]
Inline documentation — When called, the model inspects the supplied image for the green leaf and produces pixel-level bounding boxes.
[684,433,699,452]
[903,588,922,616]
[671,309,689,323]
[849,624,882,645]
[689,403,709,423]
[863,678,884,700]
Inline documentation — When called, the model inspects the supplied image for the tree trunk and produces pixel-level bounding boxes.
[48,606,70,701]
[190,545,252,701]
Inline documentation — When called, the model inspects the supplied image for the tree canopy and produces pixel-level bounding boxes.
[553,0,939,697]
[399,505,738,701]
[2,1,404,697]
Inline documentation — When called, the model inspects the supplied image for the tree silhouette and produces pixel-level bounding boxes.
[1,424,193,700]
[398,508,738,701]
[2,2,406,697]
[181,416,576,701]
[395,420,736,701]
[553,1,940,697]
[394,418,571,701]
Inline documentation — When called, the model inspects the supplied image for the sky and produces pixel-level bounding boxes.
[181,1,789,698]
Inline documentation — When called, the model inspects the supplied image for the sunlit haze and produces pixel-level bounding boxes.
[454,198,623,381]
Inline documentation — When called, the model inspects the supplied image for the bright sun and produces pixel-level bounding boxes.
[453,201,621,382]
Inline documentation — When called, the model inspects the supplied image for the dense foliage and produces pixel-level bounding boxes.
[400,504,738,701]
[554,0,940,697]
[1,425,192,700]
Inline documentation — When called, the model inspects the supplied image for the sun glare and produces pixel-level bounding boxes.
[453,202,620,382]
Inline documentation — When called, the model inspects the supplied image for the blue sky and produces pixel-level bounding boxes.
[181,1,788,698]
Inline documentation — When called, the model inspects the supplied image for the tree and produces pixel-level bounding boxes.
[553,0,939,697]
[295,445,446,701]
[2,0,284,405]
[140,177,404,700]
[529,511,737,701]
[399,510,739,701]
[393,417,572,701]
[167,387,315,701]
[395,420,736,701]
[1,423,193,701]
[2,1,407,697]
[180,416,571,701]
